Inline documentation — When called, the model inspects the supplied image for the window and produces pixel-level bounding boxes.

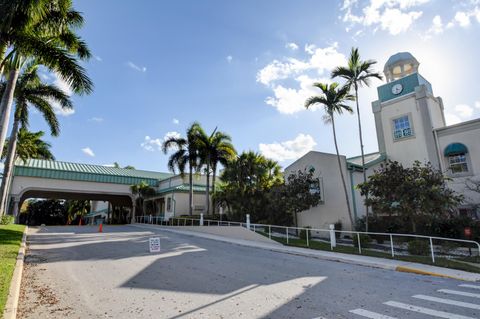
[444,143,469,174]
[167,198,172,212]
[392,115,413,140]
[448,154,468,173]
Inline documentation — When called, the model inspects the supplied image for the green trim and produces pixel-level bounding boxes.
[347,152,387,170]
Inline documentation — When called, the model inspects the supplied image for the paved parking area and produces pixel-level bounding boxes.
[17,225,478,318]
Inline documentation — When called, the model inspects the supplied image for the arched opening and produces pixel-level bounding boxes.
[13,189,134,226]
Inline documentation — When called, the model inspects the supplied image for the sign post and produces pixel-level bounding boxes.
[149,237,161,253]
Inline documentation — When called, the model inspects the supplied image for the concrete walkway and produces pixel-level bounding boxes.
[132,223,480,282]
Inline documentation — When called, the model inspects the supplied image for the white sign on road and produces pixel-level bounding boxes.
[149,237,161,253]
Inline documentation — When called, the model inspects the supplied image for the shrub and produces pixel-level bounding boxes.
[407,239,430,256]
[299,226,311,240]
[0,215,14,225]
[353,234,371,248]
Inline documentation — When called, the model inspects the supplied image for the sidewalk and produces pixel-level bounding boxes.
[131,223,480,282]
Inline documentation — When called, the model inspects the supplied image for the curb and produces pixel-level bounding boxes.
[3,226,28,319]
[131,224,480,282]
[395,266,462,281]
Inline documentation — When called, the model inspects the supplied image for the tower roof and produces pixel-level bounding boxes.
[384,52,419,82]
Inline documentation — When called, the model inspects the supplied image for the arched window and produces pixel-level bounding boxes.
[444,143,469,173]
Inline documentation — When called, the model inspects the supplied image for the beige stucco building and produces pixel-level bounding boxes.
[287,52,480,230]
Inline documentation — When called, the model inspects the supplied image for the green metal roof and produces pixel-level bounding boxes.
[347,152,386,170]
[14,159,174,186]
[444,143,468,156]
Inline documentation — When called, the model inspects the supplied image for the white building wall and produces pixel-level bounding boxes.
[285,151,354,230]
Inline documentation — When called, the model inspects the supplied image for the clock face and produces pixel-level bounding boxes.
[391,83,403,95]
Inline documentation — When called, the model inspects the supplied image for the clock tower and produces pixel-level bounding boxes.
[372,52,446,168]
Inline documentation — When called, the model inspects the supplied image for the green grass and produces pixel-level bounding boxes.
[0,224,25,314]
[262,233,480,274]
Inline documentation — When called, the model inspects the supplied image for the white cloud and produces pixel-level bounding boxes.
[454,11,471,28]
[259,134,317,162]
[286,42,299,50]
[172,118,180,125]
[257,43,345,87]
[455,104,474,118]
[445,113,462,125]
[82,147,95,157]
[475,101,480,109]
[89,117,104,123]
[141,131,181,152]
[425,15,443,38]
[341,0,428,35]
[257,43,345,114]
[94,55,102,62]
[265,75,330,114]
[305,43,316,54]
[226,55,233,63]
[51,72,74,117]
[126,61,147,72]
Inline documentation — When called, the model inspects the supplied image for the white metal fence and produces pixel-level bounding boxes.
[135,215,480,264]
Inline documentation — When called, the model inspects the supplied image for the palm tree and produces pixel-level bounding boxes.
[195,127,236,214]
[2,129,54,161]
[305,82,355,228]
[0,0,92,165]
[0,62,71,215]
[65,200,90,225]
[331,47,382,231]
[130,181,156,221]
[162,123,202,215]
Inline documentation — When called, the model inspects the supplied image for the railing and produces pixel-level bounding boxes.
[135,215,480,264]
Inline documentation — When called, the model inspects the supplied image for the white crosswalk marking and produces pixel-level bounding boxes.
[383,301,477,319]
[413,294,480,310]
[459,284,480,290]
[349,309,398,319]
[439,289,480,299]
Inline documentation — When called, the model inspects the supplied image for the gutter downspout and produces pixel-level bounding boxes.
[348,167,358,221]
[433,129,443,171]
[172,192,176,217]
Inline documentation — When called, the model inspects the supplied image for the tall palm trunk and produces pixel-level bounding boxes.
[211,164,217,215]
[0,68,20,165]
[354,84,369,231]
[331,115,354,228]
[189,164,193,215]
[205,161,210,215]
[0,117,20,215]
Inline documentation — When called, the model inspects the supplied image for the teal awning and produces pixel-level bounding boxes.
[444,143,468,156]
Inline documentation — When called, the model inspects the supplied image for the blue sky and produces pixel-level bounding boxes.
[27,0,480,172]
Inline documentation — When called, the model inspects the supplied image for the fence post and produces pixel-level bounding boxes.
[430,237,435,263]
[390,234,394,258]
[329,224,336,250]
[269,225,271,239]
[184,218,186,226]
[217,221,220,226]
[253,224,256,232]
[200,213,204,226]
[208,220,210,226]
[306,229,309,247]
[246,214,251,230]
[286,227,289,244]
[357,232,362,254]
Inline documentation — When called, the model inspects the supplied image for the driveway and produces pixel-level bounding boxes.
[18,225,480,318]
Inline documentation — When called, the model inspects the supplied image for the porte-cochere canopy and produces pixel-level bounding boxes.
[14,159,174,186]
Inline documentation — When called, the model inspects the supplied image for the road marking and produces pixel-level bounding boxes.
[459,284,480,290]
[439,289,480,299]
[413,294,480,310]
[383,301,477,319]
[349,309,398,319]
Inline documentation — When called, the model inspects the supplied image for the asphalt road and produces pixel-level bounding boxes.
[18,225,480,319]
